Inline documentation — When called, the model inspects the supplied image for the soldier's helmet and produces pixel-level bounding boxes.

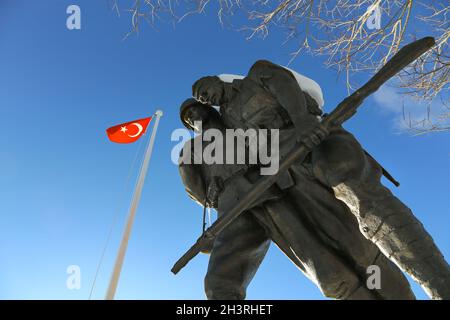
[180,98,220,130]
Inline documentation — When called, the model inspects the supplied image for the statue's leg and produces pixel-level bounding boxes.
[286,164,415,300]
[311,128,450,299]
[371,251,416,299]
[204,211,270,300]
[257,200,379,300]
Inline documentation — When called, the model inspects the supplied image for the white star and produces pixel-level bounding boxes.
[120,126,128,133]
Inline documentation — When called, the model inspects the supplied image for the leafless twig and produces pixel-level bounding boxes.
[109,0,449,133]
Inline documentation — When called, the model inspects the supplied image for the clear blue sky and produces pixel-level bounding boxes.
[0,1,448,300]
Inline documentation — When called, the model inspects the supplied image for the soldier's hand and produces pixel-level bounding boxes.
[200,237,214,255]
[301,125,328,149]
[192,76,225,106]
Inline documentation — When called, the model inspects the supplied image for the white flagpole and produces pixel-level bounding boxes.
[105,109,163,300]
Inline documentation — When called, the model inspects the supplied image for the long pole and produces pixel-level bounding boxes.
[105,109,163,300]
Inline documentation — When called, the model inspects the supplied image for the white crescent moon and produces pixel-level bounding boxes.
[127,122,143,138]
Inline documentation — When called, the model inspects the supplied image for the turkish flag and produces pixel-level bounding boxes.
[106,117,152,144]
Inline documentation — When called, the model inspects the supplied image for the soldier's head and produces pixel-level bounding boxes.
[180,98,223,132]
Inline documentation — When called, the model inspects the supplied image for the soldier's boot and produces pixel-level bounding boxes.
[332,179,450,300]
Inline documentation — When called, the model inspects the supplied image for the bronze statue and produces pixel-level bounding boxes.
[178,99,414,300]
[175,37,450,299]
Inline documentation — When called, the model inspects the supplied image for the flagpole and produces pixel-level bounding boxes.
[105,109,163,300]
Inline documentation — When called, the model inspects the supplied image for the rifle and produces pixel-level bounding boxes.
[171,37,435,275]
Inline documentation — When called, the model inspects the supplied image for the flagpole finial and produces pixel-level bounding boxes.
[155,110,163,117]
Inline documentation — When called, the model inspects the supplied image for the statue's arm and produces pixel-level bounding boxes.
[247,60,320,138]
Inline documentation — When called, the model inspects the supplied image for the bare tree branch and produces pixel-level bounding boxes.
[109,0,449,133]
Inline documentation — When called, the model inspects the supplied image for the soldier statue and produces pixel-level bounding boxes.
[179,60,450,299]
[178,97,415,300]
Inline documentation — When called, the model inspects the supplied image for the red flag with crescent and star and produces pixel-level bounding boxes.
[106,117,152,144]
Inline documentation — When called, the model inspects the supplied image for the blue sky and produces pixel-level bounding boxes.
[0,1,448,300]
